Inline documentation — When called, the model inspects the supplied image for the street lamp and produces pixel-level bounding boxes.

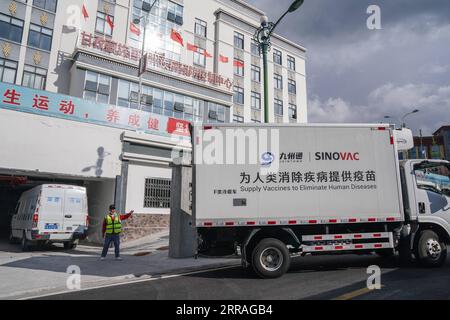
[383,115,400,128]
[401,109,419,128]
[253,0,305,123]
[133,0,158,110]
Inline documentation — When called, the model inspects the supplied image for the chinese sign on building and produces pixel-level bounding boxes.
[0,83,191,139]
[79,32,233,91]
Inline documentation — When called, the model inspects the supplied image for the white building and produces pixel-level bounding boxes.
[0,0,307,242]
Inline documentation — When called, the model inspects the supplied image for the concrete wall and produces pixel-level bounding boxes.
[126,163,172,215]
[0,108,122,179]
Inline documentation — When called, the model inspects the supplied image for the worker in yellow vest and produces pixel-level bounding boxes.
[100,204,134,260]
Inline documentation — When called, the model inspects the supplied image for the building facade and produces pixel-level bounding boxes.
[402,126,450,161]
[0,0,307,242]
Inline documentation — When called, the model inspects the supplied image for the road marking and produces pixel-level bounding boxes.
[20,264,239,300]
[332,285,384,300]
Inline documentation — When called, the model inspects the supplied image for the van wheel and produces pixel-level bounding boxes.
[9,230,18,244]
[252,238,291,279]
[21,232,30,252]
[415,230,447,267]
[64,241,76,250]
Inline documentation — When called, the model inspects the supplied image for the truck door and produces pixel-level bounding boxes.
[413,162,450,228]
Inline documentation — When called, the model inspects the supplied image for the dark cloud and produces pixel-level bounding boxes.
[246,0,450,134]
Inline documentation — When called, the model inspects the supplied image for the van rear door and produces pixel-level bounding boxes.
[40,187,64,233]
[62,188,87,233]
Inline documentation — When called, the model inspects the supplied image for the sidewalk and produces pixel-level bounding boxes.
[0,231,239,300]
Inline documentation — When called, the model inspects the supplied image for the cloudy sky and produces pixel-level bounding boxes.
[247,0,450,135]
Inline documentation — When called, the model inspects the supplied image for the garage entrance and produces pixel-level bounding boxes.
[0,175,86,239]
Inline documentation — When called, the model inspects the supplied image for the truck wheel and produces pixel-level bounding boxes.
[252,238,291,279]
[415,230,447,267]
[21,232,30,252]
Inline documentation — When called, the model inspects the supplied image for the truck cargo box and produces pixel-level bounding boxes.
[193,124,404,227]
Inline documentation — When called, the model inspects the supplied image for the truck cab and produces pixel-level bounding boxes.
[400,160,450,264]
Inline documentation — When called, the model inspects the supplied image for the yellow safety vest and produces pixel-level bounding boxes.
[105,214,122,234]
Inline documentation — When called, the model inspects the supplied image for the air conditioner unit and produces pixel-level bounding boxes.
[174,102,184,112]
[209,110,218,120]
[130,91,139,101]
[144,95,153,105]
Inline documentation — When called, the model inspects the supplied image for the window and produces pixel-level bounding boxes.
[233,86,244,105]
[194,18,207,37]
[33,0,57,12]
[28,24,53,51]
[273,49,282,65]
[234,59,244,76]
[233,114,244,123]
[251,65,260,82]
[22,65,47,90]
[0,14,24,43]
[193,47,206,67]
[207,102,225,123]
[274,74,283,90]
[234,32,244,49]
[117,79,204,121]
[0,58,18,84]
[144,178,171,208]
[95,12,114,36]
[274,98,283,116]
[251,42,259,56]
[288,79,296,94]
[287,55,296,71]
[289,104,297,119]
[167,1,183,25]
[84,71,111,104]
[251,91,261,110]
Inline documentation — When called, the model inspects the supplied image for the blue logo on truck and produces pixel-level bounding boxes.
[261,152,275,166]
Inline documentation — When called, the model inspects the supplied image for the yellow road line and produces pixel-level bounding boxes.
[332,285,384,300]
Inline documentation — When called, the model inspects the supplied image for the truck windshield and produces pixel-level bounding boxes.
[414,164,450,196]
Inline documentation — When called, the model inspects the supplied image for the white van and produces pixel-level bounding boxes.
[9,184,89,251]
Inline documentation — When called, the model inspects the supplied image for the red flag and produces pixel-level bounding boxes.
[82,4,89,19]
[187,43,198,52]
[233,59,244,67]
[204,49,213,58]
[170,29,184,46]
[219,55,229,63]
[130,23,140,36]
[106,15,114,30]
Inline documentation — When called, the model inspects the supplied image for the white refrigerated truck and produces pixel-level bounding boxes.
[191,123,450,278]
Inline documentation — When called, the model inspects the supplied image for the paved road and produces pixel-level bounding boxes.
[36,252,450,300]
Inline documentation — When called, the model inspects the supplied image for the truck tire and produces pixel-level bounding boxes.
[415,230,447,267]
[21,232,30,252]
[251,238,291,279]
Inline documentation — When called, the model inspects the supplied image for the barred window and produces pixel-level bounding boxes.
[144,178,171,208]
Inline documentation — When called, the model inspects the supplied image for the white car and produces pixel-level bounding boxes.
[9,184,89,251]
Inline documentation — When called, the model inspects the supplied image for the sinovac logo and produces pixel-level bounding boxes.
[315,152,360,161]
[261,152,275,166]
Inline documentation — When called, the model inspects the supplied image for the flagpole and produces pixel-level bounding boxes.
[137,15,147,111]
